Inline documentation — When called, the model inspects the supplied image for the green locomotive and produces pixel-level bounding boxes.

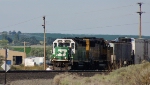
[51,37,112,70]
[51,39,75,70]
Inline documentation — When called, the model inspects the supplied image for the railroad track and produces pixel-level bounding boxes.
[0,70,109,73]
[0,70,109,84]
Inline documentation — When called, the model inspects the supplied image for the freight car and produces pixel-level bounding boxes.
[50,37,133,71]
[109,38,133,69]
[131,38,150,64]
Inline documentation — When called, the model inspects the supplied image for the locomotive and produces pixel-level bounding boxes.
[50,37,133,71]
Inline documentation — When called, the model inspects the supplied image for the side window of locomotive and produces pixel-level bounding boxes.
[54,43,57,48]
[71,43,74,49]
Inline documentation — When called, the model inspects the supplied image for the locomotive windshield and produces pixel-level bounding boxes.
[58,43,70,47]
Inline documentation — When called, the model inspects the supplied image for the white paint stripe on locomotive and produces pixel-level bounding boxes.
[52,60,69,61]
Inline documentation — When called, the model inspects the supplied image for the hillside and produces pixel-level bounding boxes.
[25,33,150,40]
[2,33,150,41]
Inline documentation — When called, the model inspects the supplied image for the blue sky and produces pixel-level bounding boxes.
[0,0,150,35]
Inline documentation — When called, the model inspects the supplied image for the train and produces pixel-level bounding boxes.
[50,37,150,71]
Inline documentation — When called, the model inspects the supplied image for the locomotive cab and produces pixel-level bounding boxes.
[51,39,75,70]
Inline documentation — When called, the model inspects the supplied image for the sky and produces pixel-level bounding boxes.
[0,0,150,35]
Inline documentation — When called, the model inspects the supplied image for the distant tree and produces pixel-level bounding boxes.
[0,40,8,46]
[12,30,16,35]
[30,48,43,57]
[29,36,39,45]
[2,32,8,40]
[30,47,52,59]
[46,37,55,45]
[20,36,28,42]
[46,47,52,59]
[7,37,13,43]
[9,31,12,35]
[1,32,13,43]
[14,33,19,41]
[17,31,21,35]
[12,33,20,45]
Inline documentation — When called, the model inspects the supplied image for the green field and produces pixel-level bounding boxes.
[12,45,52,54]
[11,45,52,48]
[13,47,31,54]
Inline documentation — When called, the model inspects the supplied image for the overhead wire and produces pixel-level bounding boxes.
[1,3,149,36]
[82,4,135,13]
[45,13,135,27]
[0,16,42,29]
[48,21,150,33]
[0,4,136,29]
[45,4,136,17]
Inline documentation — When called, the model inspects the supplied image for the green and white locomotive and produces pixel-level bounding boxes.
[51,39,75,70]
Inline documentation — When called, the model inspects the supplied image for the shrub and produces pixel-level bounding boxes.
[53,61,150,85]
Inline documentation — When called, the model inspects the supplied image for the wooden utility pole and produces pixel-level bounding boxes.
[137,2,145,38]
[21,41,29,53]
[21,41,29,70]
[42,16,46,70]
[4,48,7,85]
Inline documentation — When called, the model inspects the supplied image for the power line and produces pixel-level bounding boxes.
[43,4,135,17]
[93,4,134,12]
[45,13,135,26]
[0,4,135,30]
[48,22,150,33]
[0,16,42,29]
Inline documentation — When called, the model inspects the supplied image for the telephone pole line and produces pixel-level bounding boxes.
[21,41,29,53]
[137,2,145,38]
[42,16,46,70]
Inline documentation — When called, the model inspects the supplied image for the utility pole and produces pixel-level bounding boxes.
[4,48,7,85]
[21,41,29,70]
[42,16,46,70]
[137,2,145,38]
[21,41,29,53]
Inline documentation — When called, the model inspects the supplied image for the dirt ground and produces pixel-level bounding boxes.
[9,79,53,85]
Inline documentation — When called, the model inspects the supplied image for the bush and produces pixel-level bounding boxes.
[53,61,150,85]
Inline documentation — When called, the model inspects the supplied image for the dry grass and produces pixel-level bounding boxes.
[53,61,150,85]
[9,61,150,85]
[10,79,53,85]
[10,64,44,70]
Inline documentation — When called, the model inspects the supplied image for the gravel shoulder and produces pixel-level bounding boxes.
[10,79,53,85]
